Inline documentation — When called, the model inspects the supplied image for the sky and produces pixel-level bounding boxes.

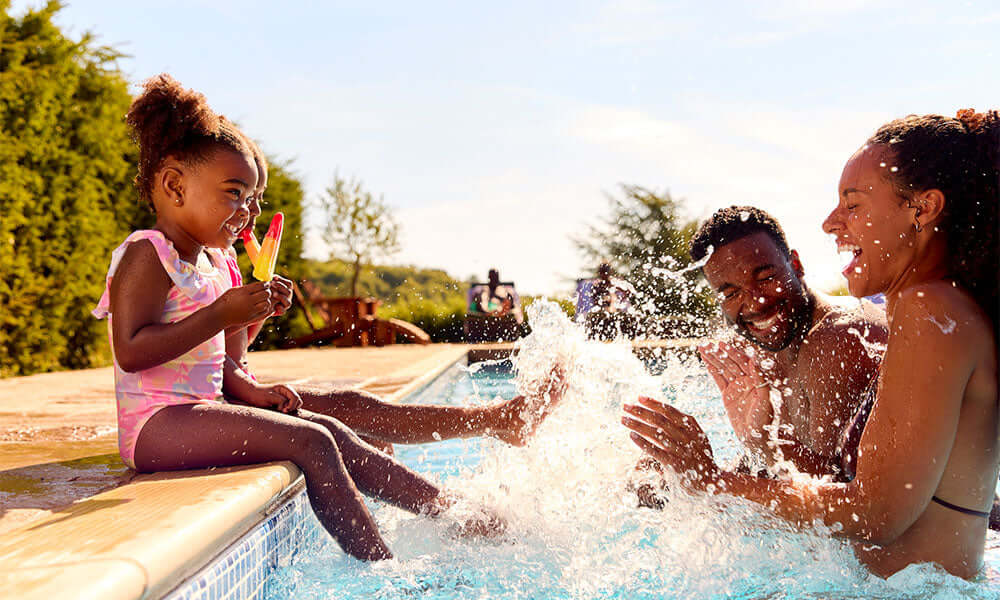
[13,0,1000,295]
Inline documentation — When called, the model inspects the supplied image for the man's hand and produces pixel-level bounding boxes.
[699,342,773,447]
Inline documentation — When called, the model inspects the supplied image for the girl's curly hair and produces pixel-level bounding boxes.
[868,110,999,333]
[125,73,251,207]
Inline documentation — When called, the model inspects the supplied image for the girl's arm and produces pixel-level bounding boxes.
[110,241,273,373]
[627,286,978,545]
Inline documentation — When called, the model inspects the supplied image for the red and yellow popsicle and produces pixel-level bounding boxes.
[248,212,283,281]
[239,227,261,265]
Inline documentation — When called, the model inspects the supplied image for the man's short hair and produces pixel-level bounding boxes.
[689,206,792,262]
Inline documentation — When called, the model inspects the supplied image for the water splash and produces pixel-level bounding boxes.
[271,300,999,599]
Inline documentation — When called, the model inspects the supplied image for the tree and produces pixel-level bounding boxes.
[1,1,143,376]
[574,184,717,336]
[315,174,401,297]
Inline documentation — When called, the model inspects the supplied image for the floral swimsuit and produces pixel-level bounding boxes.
[93,230,235,468]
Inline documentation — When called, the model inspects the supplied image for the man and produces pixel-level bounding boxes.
[635,206,886,504]
[474,268,521,321]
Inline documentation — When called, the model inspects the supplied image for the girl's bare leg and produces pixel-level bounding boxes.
[297,388,488,444]
[294,409,446,514]
[133,403,395,561]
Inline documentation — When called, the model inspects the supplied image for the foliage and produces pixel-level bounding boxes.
[0,1,145,376]
[236,159,312,350]
[574,184,717,337]
[302,259,468,342]
[314,174,401,297]
[826,282,850,296]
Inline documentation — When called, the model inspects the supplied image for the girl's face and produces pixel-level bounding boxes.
[179,148,258,249]
[822,144,917,298]
[243,165,268,236]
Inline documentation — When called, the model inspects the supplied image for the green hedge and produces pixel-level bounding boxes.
[1,2,144,376]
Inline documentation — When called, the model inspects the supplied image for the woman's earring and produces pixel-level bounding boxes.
[914,218,923,233]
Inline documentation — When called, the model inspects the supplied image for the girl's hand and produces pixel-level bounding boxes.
[214,282,273,328]
[622,396,720,491]
[268,276,293,317]
[245,383,302,414]
[699,342,773,445]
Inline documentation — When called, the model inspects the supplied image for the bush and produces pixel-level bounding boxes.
[1,2,141,376]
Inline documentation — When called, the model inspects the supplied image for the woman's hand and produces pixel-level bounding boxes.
[699,342,773,446]
[622,396,720,490]
[244,383,302,414]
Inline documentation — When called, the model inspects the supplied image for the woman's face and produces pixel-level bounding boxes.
[822,144,917,298]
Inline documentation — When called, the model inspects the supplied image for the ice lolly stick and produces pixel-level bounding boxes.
[252,212,283,281]
[239,228,261,266]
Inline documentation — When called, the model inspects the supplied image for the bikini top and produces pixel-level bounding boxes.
[834,372,990,518]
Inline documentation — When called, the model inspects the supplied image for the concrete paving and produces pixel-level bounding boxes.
[0,344,470,534]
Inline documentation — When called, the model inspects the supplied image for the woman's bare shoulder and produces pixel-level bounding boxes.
[892,281,994,357]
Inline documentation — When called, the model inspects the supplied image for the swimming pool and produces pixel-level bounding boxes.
[167,305,1000,600]
[213,357,997,600]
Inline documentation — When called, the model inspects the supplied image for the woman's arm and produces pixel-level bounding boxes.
[110,241,274,373]
[626,287,976,545]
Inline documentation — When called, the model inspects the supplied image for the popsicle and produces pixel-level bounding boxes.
[239,228,261,266]
[252,212,283,281]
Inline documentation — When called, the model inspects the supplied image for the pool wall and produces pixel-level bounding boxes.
[162,486,320,600]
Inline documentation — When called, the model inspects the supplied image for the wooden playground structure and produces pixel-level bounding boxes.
[285,280,431,348]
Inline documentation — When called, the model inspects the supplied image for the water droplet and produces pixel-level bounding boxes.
[854,267,862,273]
[890,166,899,172]
[879,162,887,168]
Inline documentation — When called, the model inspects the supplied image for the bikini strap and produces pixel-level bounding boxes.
[931,495,990,519]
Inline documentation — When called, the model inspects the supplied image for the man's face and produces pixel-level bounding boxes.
[702,232,812,352]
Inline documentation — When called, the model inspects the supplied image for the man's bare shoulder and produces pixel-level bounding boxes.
[804,295,887,353]
[795,295,886,386]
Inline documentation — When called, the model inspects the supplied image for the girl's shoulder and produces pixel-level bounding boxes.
[93,231,227,319]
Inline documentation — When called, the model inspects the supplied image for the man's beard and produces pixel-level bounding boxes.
[729,292,816,353]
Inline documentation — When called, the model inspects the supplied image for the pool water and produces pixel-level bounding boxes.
[267,305,1000,600]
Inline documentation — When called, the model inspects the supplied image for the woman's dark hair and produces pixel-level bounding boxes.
[867,110,999,332]
[125,73,251,207]
[689,206,792,263]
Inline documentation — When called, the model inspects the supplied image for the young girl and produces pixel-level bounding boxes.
[93,74,487,561]
[227,136,566,451]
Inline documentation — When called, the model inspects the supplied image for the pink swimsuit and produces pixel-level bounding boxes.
[93,230,236,468]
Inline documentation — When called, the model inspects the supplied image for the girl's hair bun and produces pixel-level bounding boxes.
[126,74,249,205]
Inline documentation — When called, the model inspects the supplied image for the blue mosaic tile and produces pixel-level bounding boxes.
[163,489,319,600]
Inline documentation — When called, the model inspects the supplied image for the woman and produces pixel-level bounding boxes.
[623,110,999,578]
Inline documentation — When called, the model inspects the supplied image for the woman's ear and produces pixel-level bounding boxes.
[911,188,946,231]
[158,160,185,206]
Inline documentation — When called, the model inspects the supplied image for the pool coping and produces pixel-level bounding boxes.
[0,344,472,600]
